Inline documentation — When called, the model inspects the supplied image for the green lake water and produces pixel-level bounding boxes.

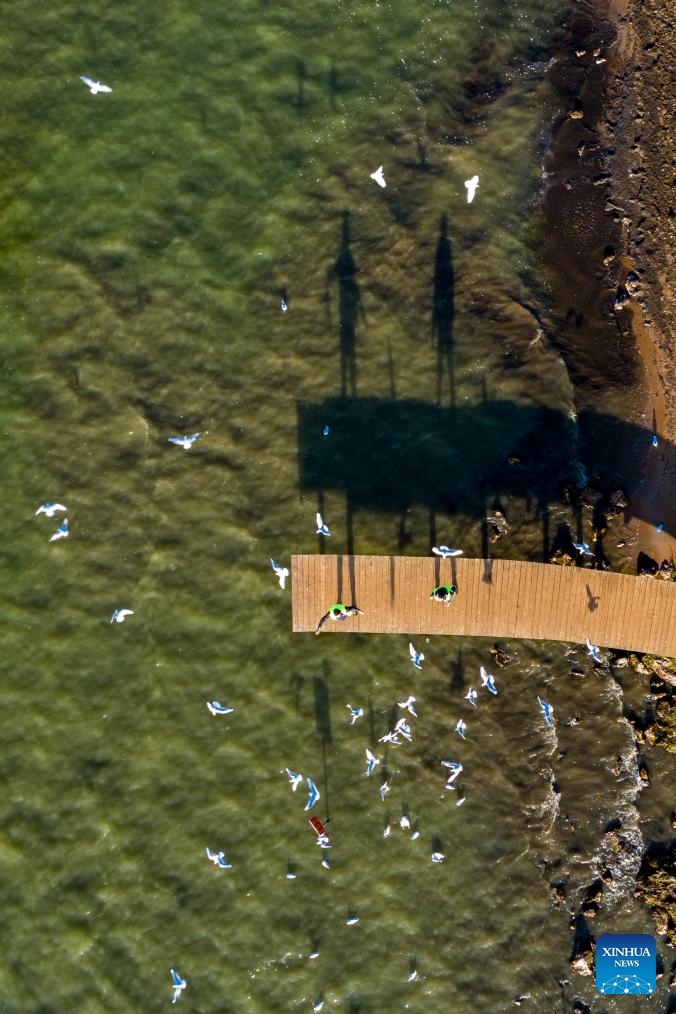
[1,0,674,1011]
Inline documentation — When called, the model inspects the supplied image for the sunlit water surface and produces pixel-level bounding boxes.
[0,0,674,1011]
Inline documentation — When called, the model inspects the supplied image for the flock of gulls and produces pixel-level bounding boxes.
[37,435,609,1006]
[48,77,610,1007]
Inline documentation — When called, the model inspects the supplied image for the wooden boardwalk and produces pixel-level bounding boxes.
[291,555,676,656]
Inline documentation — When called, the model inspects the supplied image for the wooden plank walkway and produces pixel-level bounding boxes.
[291,555,676,656]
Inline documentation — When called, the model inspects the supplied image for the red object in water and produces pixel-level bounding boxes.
[309,816,328,838]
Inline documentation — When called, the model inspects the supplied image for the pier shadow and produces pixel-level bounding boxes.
[297,396,671,538]
[432,214,455,408]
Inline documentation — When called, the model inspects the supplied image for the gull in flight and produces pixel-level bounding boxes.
[395,717,412,742]
[346,704,364,725]
[409,642,424,670]
[441,759,463,787]
[80,75,113,95]
[365,748,380,776]
[49,519,69,542]
[585,637,603,664]
[346,911,360,925]
[379,780,390,802]
[305,777,320,811]
[572,540,594,556]
[432,545,463,558]
[35,502,66,518]
[110,609,134,624]
[170,969,187,1004]
[207,701,234,716]
[315,512,331,536]
[283,768,303,791]
[455,718,467,740]
[538,697,555,727]
[465,688,478,707]
[168,433,200,450]
[480,665,498,695]
[206,848,232,869]
[464,174,479,203]
[379,730,400,746]
[431,851,445,863]
[270,559,289,589]
[370,165,386,188]
[398,695,417,717]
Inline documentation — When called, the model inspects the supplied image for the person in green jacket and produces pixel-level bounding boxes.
[430,584,458,605]
[315,602,363,634]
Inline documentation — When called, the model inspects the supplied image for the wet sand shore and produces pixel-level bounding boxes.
[541,0,676,571]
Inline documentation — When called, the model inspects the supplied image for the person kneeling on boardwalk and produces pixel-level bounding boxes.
[315,602,364,634]
[430,584,458,605]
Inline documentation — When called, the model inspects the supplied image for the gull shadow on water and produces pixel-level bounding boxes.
[432,214,455,408]
[298,398,672,539]
[326,210,364,398]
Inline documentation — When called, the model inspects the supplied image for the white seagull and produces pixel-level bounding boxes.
[464,174,479,203]
[395,717,412,742]
[455,718,467,740]
[283,768,303,792]
[168,433,200,450]
[365,748,380,777]
[170,969,187,1004]
[49,519,69,542]
[441,759,463,786]
[409,642,424,670]
[305,777,320,811]
[379,730,400,746]
[35,502,66,518]
[538,696,555,727]
[379,780,390,802]
[207,701,234,716]
[480,665,498,695]
[270,559,289,589]
[80,75,113,95]
[206,847,232,869]
[398,695,417,717]
[465,687,478,707]
[432,545,463,558]
[315,512,331,536]
[431,851,445,863]
[346,704,364,725]
[110,609,134,624]
[370,165,386,188]
[572,540,594,556]
[586,637,603,664]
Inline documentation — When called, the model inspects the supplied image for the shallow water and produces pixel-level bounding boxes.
[0,0,674,1011]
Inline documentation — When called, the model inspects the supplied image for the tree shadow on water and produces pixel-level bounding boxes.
[326,210,364,398]
[432,213,455,408]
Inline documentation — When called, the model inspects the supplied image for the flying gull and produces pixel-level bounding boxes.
[464,175,479,203]
[80,75,113,94]
[35,502,66,518]
[270,559,289,589]
[409,642,424,670]
[49,520,69,542]
[170,969,187,1005]
[168,433,200,450]
[370,166,386,188]
[207,701,234,716]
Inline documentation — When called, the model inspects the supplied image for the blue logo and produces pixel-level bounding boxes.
[596,934,656,995]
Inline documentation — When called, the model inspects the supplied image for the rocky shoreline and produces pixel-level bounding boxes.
[540,0,676,974]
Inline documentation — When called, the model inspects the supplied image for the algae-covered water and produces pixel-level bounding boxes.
[0,0,674,1011]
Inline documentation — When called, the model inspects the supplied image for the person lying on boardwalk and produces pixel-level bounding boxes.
[430,584,458,604]
[315,603,364,634]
